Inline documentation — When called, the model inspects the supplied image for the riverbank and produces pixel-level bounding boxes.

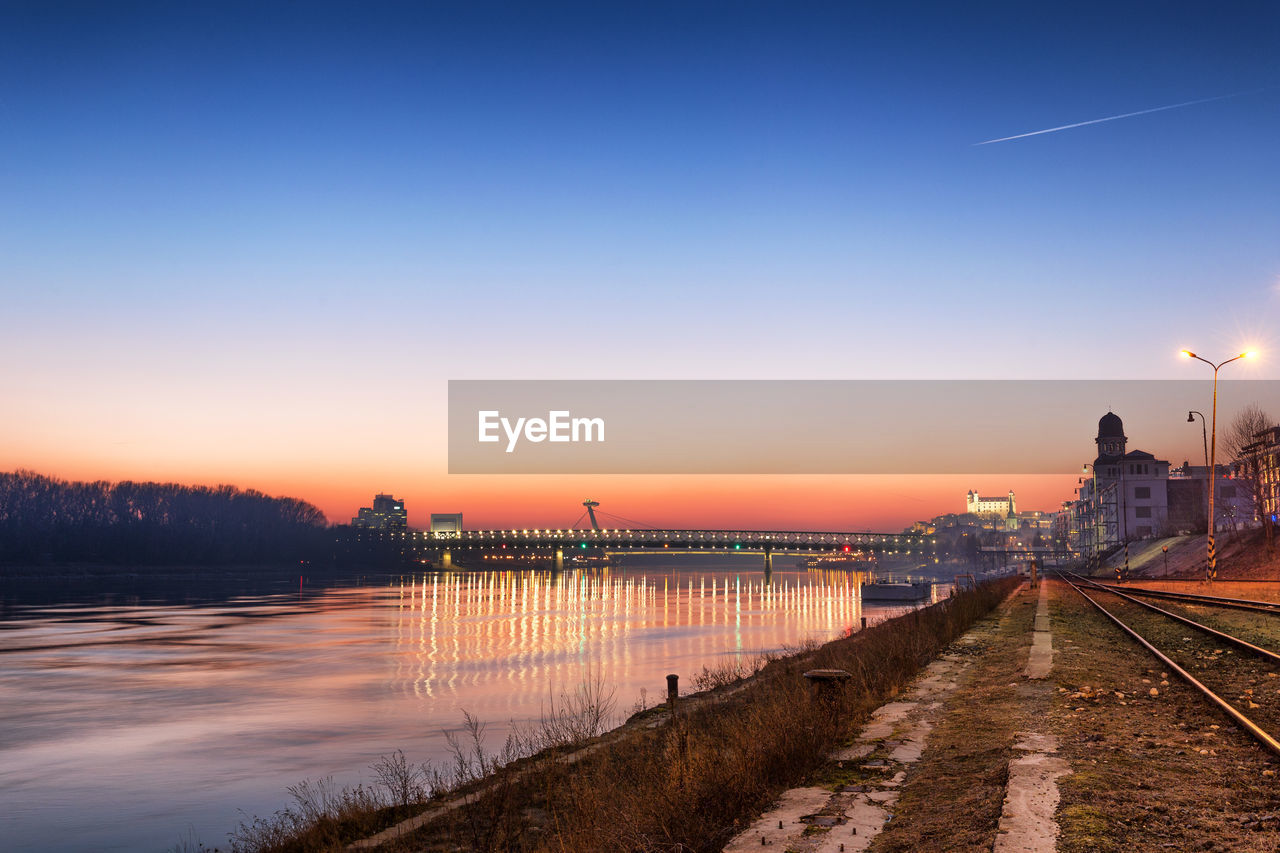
[222,576,1019,852]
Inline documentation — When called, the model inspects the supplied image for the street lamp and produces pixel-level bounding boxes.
[1187,411,1209,469]
[1180,349,1257,581]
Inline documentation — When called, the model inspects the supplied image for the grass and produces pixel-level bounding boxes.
[217,576,1019,853]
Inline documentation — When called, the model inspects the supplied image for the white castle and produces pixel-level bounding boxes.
[966,489,1015,516]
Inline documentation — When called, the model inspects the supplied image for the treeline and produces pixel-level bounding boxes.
[0,470,329,565]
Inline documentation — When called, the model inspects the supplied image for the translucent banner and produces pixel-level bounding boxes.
[447,380,1280,474]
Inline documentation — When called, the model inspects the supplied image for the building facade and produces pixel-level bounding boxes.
[1167,462,1253,533]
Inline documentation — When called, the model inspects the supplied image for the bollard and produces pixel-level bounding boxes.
[860,616,867,630]
[666,673,679,709]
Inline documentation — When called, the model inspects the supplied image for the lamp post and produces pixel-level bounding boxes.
[1181,349,1257,581]
[1187,411,1209,469]
[1187,410,1211,539]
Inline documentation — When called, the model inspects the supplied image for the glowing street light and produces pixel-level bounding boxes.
[1180,349,1257,580]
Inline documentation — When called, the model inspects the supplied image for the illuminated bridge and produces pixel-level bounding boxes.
[345,527,939,571]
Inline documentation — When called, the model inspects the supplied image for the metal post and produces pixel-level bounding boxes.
[1209,368,1219,581]
[666,673,679,709]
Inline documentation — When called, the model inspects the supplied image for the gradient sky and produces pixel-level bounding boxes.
[3,2,1279,530]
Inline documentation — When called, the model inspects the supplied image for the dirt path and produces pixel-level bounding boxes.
[993,581,1069,853]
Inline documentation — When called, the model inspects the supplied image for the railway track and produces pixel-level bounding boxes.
[1057,571,1280,757]
[1096,582,1280,616]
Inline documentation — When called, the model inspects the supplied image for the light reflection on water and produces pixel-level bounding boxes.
[0,565,932,852]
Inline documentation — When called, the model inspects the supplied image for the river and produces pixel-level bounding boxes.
[0,560,940,852]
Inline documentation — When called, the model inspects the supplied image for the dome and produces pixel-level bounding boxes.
[1097,412,1124,438]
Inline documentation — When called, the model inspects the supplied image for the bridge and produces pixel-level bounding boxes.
[345,527,938,572]
[977,544,1074,571]
[341,500,941,572]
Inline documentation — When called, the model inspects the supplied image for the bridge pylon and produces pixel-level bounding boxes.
[582,500,601,531]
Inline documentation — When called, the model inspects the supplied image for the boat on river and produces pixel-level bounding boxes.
[860,580,932,601]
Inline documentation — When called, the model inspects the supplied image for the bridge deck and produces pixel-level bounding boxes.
[347,528,938,555]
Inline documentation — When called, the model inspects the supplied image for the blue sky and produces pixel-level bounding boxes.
[2,1,1278,525]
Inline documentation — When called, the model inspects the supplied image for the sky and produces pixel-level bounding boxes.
[2,1,1279,530]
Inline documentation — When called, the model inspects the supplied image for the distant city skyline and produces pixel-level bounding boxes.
[2,2,1277,531]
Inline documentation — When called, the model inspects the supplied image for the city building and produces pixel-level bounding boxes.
[1167,462,1252,533]
[430,513,464,534]
[966,489,1015,517]
[1068,412,1171,553]
[351,493,408,530]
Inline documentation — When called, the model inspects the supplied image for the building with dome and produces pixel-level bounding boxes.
[1068,412,1171,553]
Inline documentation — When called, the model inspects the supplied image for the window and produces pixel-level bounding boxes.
[1135,506,1152,518]
[1134,486,1151,499]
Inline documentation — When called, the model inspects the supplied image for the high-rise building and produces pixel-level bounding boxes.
[351,494,408,530]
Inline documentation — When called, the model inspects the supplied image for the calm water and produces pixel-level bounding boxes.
[0,563,935,852]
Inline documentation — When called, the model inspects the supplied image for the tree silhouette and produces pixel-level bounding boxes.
[0,470,328,566]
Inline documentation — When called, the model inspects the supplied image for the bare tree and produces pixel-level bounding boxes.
[1222,403,1274,463]
[1222,403,1276,554]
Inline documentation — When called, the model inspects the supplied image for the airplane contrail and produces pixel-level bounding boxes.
[975,91,1252,145]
